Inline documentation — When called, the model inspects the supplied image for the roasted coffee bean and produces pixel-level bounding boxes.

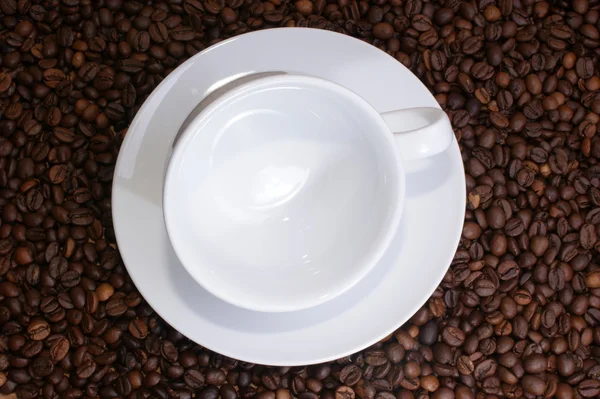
[49,336,69,362]
[27,319,50,341]
[128,318,148,339]
[60,270,81,288]
[48,256,68,279]
[105,297,127,317]
[578,380,600,398]
[339,364,361,386]
[184,369,205,389]
[441,326,465,347]
[30,356,53,377]
[457,355,474,375]
[70,208,94,226]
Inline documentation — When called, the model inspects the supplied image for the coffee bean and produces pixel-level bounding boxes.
[418,320,438,345]
[60,270,81,288]
[149,22,169,43]
[373,23,394,40]
[49,336,69,362]
[75,357,97,379]
[462,36,483,55]
[132,31,151,52]
[455,355,474,375]
[122,83,137,107]
[339,365,361,386]
[27,319,50,341]
[106,297,127,317]
[85,291,99,314]
[417,29,438,47]
[474,278,496,297]
[128,318,148,339]
[96,283,114,301]
[490,112,509,129]
[171,26,196,41]
[79,63,100,82]
[184,369,205,389]
[0,73,12,92]
[334,386,354,399]
[364,350,387,366]
[441,326,465,347]
[105,102,125,120]
[523,353,546,374]
[30,356,53,377]
[69,208,94,226]
[578,380,600,398]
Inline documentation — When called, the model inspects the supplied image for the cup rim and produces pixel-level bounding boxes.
[163,73,407,312]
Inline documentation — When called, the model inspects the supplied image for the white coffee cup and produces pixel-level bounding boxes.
[163,74,454,312]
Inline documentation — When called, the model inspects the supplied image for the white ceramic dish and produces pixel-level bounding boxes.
[112,28,466,366]
[163,73,454,312]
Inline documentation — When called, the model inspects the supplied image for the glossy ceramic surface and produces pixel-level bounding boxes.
[112,28,466,365]
[164,75,404,312]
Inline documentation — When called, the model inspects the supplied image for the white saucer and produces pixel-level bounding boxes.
[112,28,466,366]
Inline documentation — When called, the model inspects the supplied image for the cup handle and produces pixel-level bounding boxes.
[380,107,454,162]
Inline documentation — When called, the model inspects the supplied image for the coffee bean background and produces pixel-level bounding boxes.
[1,0,600,398]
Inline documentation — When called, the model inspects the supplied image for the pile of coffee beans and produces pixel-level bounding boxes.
[1,0,600,397]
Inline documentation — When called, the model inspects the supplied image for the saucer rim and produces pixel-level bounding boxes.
[112,27,466,366]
